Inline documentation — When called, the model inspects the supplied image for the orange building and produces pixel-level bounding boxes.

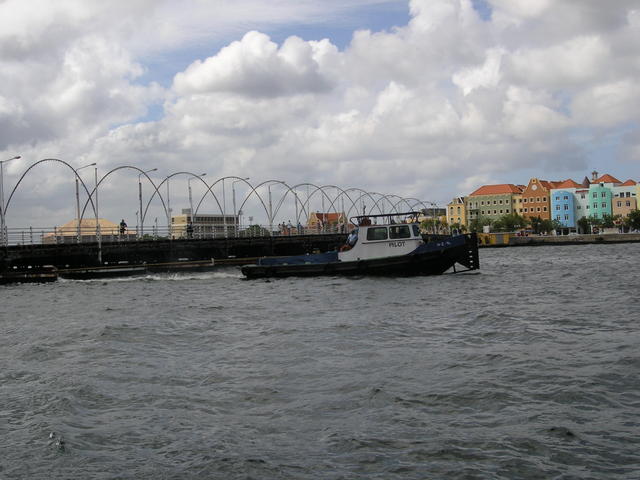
[520,178,563,221]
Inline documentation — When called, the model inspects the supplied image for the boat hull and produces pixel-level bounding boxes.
[242,233,479,279]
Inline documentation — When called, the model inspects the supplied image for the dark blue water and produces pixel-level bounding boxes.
[2,244,640,479]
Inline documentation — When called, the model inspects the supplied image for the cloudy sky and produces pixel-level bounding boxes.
[1,0,639,228]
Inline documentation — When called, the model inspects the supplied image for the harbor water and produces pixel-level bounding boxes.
[2,243,639,479]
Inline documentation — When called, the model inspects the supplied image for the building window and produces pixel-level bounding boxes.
[524,208,528,213]
[617,201,622,207]
[564,205,569,210]
[593,203,598,208]
[580,194,585,199]
[457,207,461,214]
[494,200,497,204]
[563,195,568,200]
[537,207,541,212]
[555,196,560,201]
[556,215,561,220]
[493,210,497,214]
[506,209,510,213]
[543,207,547,212]
[529,197,534,203]
[556,205,560,210]
[593,192,597,198]
[523,198,527,203]
[564,214,569,220]
[626,192,631,197]
[577,205,581,209]
[481,201,484,205]
[602,203,606,208]
[626,201,631,207]
[601,192,606,198]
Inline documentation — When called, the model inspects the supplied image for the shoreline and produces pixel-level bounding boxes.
[479,232,640,248]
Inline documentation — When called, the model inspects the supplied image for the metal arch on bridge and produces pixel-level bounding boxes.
[78,165,170,228]
[3,158,441,236]
[5,158,98,220]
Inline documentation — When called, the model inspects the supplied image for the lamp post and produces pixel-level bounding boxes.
[138,168,157,239]
[94,165,102,263]
[268,184,273,235]
[232,177,249,236]
[188,173,206,238]
[75,162,96,243]
[0,155,20,246]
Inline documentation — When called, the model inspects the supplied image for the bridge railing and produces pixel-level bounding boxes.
[3,223,349,246]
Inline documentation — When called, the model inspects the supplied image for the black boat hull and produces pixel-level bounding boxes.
[242,233,479,279]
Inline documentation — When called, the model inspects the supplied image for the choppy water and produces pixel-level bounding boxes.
[2,243,640,479]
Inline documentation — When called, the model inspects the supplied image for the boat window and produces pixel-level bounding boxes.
[366,227,388,241]
[389,225,411,239]
[412,224,420,236]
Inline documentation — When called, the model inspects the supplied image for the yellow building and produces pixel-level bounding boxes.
[307,212,347,232]
[43,218,134,243]
[446,197,467,227]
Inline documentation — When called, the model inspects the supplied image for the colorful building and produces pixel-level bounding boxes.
[446,197,467,227]
[466,184,523,223]
[550,179,583,229]
[520,178,562,221]
[612,179,638,218]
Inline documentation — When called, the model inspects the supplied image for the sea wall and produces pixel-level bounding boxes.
[479,232,640,248]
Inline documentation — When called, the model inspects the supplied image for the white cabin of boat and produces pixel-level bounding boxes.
[338,213,424,262]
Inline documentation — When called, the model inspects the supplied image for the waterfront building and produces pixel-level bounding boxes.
[520,178,563,221]
[171,208,238,239]
[587,183,613,219]
[612,179,638,219]
[446,197,467,227]
[550,179,583,229]
[466,184,523,223]
[307,212,347,232]
[43,218,134,243]
[512,188,525,215]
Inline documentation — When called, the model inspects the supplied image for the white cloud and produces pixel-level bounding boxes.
[1,0,639,228]
[173,32,334,97]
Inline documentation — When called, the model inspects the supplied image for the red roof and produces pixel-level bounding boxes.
[555,179,583,189]
[539,180,564,190]
[469,184,523,196]
[594,174,621,184]
[621,179,637,186]
[313,212,343,223]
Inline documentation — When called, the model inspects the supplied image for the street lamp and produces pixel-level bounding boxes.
[232,177,249,236]
[188,173,206,238]
[138,168,158,239]
[75,162,96,243]
[0,155,20,246]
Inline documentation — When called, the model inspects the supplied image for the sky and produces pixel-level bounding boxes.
[1,0,639,228]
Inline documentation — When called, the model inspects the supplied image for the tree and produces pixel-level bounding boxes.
[601,213,615,228]
[493,213,526,232]
[244,224,270,236]
[626,209,640,230]
[468,216,492,233]
[529,216,543,234]
[577,215,603,234]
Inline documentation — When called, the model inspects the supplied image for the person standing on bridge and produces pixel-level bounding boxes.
[119,219,127,236]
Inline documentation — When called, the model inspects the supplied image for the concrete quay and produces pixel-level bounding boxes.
[479,232,640,248]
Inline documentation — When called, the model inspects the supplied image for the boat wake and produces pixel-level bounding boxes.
[58,269,243,283]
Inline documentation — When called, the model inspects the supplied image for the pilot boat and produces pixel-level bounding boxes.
[241,212,479,279]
